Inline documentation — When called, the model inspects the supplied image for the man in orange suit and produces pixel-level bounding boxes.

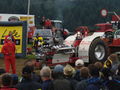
[1,37,16,74]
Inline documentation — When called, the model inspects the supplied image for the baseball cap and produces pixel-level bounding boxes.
[75,59,84,66]
[53,64,64,73]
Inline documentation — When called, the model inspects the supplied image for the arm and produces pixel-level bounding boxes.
[1,45,9,55]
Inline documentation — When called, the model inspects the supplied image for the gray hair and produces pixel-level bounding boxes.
[40,66,51,77]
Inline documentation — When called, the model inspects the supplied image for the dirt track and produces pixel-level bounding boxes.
[0,58,28,75]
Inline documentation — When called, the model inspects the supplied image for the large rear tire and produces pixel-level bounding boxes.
[89,38,108,63]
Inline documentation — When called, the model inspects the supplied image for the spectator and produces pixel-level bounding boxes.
[80,67,90,80]
[94,62,103,71]
[75,59,84,69]
[86,64,102,90]
[0,68,6,75]
[16,66,41,90]
[52,64,64,79]
[11,74,19,88]
[52,64,72,90]
[0,74,17,90]
[40,66,54,90]
[104,54,119,74]
[24,60,41,83]
[94,62,103,77]
[64,64,77,90]
[116,64,120,75]
[73,59,84,81]
[0,68,6,87]
[101,68,113,90]
[104,54,118,68]
[33,33,44,53]
[108,64,120,90]
[44,19,52,29]
[75,67,90,90]
[101,68,112,80]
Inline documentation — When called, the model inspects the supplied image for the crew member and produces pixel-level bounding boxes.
[73,31,83,47]
[40,16,46,28]
[4,31,16,44]
[33,33,44,53]
[44,19,52,29]
[1,37,16,74]
[104,54,118,69]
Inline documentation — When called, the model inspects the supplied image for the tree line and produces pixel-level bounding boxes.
[0,0,120,31]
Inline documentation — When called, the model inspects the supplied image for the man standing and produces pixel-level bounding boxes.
[1,37,16,74]
[33,33,44,53]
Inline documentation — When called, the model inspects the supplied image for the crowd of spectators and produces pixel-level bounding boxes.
[0,54,120,90]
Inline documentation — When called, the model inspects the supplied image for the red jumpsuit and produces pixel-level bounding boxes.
[1,40,16,74]
[44,20,52,29]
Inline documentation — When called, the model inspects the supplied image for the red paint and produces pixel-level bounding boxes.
[1,40,16,74]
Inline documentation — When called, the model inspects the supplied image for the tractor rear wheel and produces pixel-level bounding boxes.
[89,38,108,63]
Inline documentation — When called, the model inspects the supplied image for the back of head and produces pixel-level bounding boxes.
[88,64,99,77]
[53,64,64,73]
[94,62,103,71]
[80,67,90,79]
[40,66,51,78]
[2,74,12,86]
[108,54,118,62]
[22,66,33,79]
[53,64,64,79]
[64,64,75,76]
[75,59,84,69]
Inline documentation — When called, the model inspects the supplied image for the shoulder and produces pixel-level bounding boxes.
[86,84,99,90]
[76,80,88,90]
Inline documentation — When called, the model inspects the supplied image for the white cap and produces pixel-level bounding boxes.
[75,59,84,66]
[7,37,12,40]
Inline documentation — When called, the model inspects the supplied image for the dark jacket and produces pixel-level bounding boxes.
[86,77,104,90]
[65,76,78,90]
[42,79,54,90]
[20,72,41,83]
[76,77,101,90]
[16,79,41,90]
[53,78,72,90]
[73,70,81,81]
[75,80,88,90]
[107,75,120,90]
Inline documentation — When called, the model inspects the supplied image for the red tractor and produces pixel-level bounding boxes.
[34,18,120,67]
[101,28,120,54]
[95,23,113,32]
